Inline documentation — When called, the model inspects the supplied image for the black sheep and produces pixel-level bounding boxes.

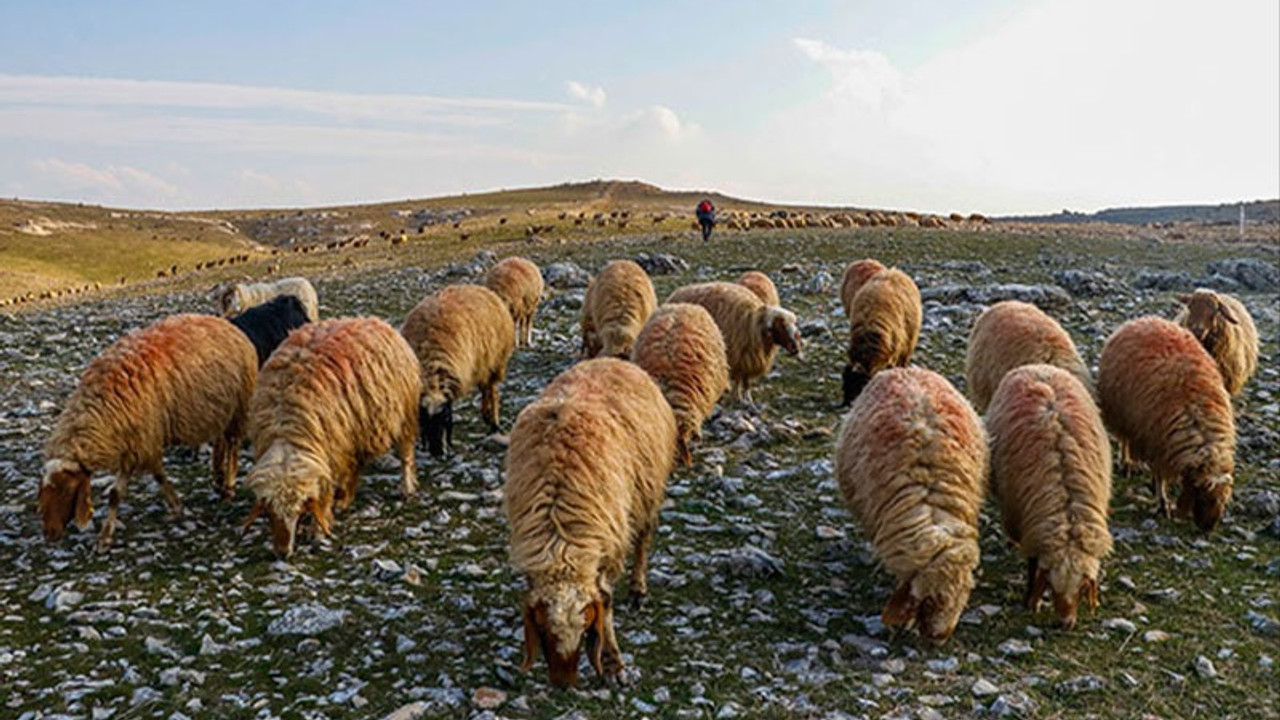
[229,295,311,367]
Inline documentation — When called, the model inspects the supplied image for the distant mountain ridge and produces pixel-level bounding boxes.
[1001,199,1280,226]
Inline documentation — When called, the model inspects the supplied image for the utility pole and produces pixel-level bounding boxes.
[1239,202,1245,240]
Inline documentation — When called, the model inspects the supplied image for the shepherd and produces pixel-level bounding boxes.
[696,198,715,241]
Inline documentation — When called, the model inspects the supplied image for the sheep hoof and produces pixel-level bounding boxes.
[628,591,648,612]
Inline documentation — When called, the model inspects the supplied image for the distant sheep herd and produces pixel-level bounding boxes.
[28,247,1261,688]
[0,204,989,309]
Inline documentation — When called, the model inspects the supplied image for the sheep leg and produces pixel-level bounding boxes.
[1022,557,1044,610]
[480,381,501,432]
[598,597,625,681]
[1152,474,1172,519]
[154,466,183,520]
[212,432,238,501]
[97,475,129,550]
[398,424,418,497]
[629,521,656,610]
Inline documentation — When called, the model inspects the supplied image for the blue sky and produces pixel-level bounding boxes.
[0,0,1276,213]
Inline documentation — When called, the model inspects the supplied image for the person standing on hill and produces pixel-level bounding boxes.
[696,198,716,241]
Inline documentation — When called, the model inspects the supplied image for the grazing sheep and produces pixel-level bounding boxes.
[842,268,922,407]
[38,314,257,547]
[666,282,802,407]
[737,270,780,307]
[632,303,730,466]
[839,259,888,317]
[580,260,657,359]
[1175,288,1259,397]
[505,358,677,688]
[400,284,515,458]
[485,256,544,348]
[229,295,311,367]
[243,317,420,557]
[964,300,1091,413]
[834,367,986,642]
[217,276,320,323]
[1097,316,1236,529]
[987,364,1112,629]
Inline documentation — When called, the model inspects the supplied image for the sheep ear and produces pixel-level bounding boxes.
[1216,302,1239,325]
[882,583,919,627]
[585,599,605,675]
[1027,567,1051,610]
[1083,577,1100,610]
[520,604,540,671]
[73,475,94,529]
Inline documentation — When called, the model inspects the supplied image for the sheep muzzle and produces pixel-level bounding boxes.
[37,463,91,542]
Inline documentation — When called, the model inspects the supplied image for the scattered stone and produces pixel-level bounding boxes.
[634,253,688,275]
[998,639,1034,657]
[1246,611,1280,638]
[1205,258,1280,292]
[1193,656,1218,679]
[266,604,346,636]
[989,692,1039,717]
[1102,618,1137,634]
[542,262,591,289]
[971,678,999,697]
[1142,630,1171,643]
[1056,674,1106,695]
[471,687,507,709]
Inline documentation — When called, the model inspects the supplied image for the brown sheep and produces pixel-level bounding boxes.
[736,270,780,307]
[964,300,1091,413]
[1175,289,1259,397]
[38,314,257,547]
[839,258,888,318]
[243,317,420,557]
[1097,317,1235,529]
[580,260,657,359]
[834,367,987,643]
[485,256,545,348]
[842,268,922,406]
[666,282,802,407]
[400,284,515,458]
[505,358,677,688]
[987,364,1112,629]
[632,303,730,466]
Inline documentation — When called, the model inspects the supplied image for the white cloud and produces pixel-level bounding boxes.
[565,80,606,109]
[0,73,570,125]
[28,158,182,205]
[793,39,902,110]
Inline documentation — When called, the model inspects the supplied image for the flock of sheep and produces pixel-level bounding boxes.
[32,254,1259,690]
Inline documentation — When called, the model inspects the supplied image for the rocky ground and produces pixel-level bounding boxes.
[1,226,1277,720]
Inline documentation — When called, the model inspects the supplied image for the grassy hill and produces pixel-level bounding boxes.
[1003,199,1280,226]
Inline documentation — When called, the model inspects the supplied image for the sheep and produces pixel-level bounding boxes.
[38,314,257,547]
[842,268,922,407]
[216,276,320,323]
[400,284,515,458]
[1097,316,1236,529]
[964,300,1091,413]
[665,282,802,407]
[986,364,1112,629]
[242,317,420,557]
[228,294,312,367]
[1175,288,1259,397]
[485,256,544,348]
[834,367,986,643]
[839,258,887,318]
[736,270,780,307]
[631,303,730,466]
[504,358,677,688]
[580,260,657,359]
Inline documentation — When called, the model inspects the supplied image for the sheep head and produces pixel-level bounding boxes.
[598,327,636,360]
[1027,560,1101,630]
[421,367,459,458]
[883,561,975,643]
[1177,290,1236,347]
[243,446,331,558]
[37,459,93,542]
[521,583,608,689]
[1179,468,1233,532]
[764,308,802,358]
